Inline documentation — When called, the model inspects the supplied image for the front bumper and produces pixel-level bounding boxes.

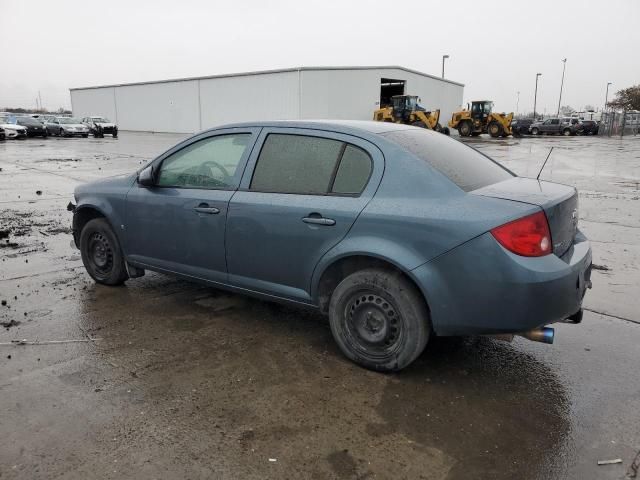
[62,128,89,136]
[412,230,592,336]
[5,130,27,139]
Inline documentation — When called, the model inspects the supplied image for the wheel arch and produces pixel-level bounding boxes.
[73,204,118,247]
[313,253,431,316]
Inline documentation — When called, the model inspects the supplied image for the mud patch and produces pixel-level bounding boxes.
[1,319,21,330]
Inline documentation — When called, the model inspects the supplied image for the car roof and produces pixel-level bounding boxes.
[203,120,414,136]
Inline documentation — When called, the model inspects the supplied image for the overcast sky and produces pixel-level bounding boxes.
[2,0,638,114]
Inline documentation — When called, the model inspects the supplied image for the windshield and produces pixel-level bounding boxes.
[382,129,514,192]
[17,117,42,125]
[91,117,109,123]
[406,97,418,110]
[59,118,81,124]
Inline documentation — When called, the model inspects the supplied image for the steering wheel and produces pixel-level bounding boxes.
[198,160,231,186]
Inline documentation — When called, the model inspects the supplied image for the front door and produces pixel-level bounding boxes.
[226,128,382,302]
[124,128,258,283]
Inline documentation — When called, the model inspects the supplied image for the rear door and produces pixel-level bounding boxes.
[124,128,259,283]
[225,128,383,302]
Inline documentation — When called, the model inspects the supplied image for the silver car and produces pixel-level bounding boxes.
[45,117,90,138]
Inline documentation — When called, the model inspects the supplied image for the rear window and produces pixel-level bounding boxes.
[250,134,372,195]
[382,129,514,192]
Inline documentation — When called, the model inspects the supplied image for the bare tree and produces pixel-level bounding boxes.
[559,105,575,116]
[608,85,640,111]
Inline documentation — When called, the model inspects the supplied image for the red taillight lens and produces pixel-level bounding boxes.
[490,211,552,257]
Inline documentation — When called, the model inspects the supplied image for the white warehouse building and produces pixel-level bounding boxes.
[70,66,464,134]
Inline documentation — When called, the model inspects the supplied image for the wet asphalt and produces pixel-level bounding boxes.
[0,132,639,479]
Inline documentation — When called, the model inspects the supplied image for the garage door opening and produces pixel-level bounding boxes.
[380,78,406,107]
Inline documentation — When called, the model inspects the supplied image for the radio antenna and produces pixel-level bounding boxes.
[536,147,554,181]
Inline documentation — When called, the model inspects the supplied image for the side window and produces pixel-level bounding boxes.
[156,133,251,189]
[543,120,551,125]
[551,119,560,125]
[251,134,343,194]
[331,145,372,195]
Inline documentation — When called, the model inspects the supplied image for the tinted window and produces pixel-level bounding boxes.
[157,134,250,189]
[332,145,372,194]
[551,119,560,125]
[251,134,343,194]
[17,117,41,125]
[382,129,514,192]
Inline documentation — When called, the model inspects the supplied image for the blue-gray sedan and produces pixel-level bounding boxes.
[71,121,592,371]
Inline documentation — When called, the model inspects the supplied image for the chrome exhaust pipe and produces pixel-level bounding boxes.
[518,327,554,344]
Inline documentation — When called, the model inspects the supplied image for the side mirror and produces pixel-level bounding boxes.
[137,165,155,187]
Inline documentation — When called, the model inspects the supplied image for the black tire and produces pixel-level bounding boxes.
[441,126,450,136]
[328,268,430,372]
[112,128,118,138]
[562,128,572,136]
[79,218,128,285]
[458,121,472,137]
[488,121,503,138]
[531,127,540,135]
[411,121,426,128]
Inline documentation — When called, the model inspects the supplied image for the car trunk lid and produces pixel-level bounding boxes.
[472,177,578,256]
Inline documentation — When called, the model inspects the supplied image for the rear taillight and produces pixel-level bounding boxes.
[491,211,552,257]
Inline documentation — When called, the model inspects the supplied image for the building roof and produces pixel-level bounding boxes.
[70,65,464,91]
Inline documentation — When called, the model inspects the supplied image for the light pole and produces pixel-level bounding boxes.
[442,55,449,79]
[533,73,542,120]
[604,82,612,110]
[516,91,520,115]
[556,58,567,116]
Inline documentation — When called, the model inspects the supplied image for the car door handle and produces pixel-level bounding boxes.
[194,204,220,214]
[302,215,335,226]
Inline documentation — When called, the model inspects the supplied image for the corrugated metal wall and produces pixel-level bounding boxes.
[70,68,463,133]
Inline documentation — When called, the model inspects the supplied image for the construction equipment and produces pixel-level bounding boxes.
[448,101,514,137]
[374,95,449,134]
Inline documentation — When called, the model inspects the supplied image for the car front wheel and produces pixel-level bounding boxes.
[79,218,128,285]
[531,127,539,135]
[328,268,430,372]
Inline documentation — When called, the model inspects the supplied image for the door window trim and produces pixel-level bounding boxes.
[246,131,374,198]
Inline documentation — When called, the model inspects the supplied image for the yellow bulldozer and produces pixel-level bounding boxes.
[374,95,450,135]
[448,100,513,137]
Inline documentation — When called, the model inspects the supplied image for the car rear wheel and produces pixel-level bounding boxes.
[80,218,128,286]
[563,128,572,136]
[328,268,430,372]
[112,128,118,138]
[531,127,540,135]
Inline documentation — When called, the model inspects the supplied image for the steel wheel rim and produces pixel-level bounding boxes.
[344,292,404,358]
[88,232,113,275]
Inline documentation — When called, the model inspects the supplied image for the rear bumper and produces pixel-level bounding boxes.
[412,230,592,336]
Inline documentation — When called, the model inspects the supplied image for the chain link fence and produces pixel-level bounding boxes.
[599,110,640,136]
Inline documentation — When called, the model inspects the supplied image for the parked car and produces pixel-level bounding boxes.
[0,115,27,139]
[45,117,90,137]
[14,116,48,137]
[81,116,118,137]
[511,118,535,136]
[70,121,592,372]
[579,120,599,135]
[530,117,580,136]
[0,126,5,141]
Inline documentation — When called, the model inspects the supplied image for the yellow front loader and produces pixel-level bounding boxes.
[374,95,450,134]
[448,101,513,137]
